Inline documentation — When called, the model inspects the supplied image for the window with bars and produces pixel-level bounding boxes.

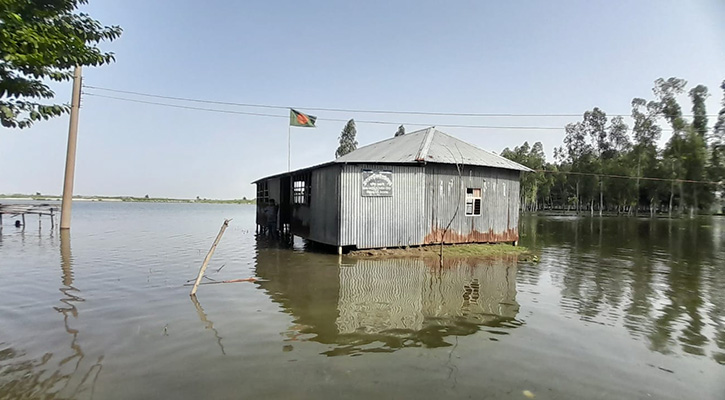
[293,180,306,204]
[465,188,482,216]
[292,172,311,204]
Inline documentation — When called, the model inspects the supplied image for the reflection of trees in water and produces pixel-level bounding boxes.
[0,231,103,399]
[532,216,724,364]
[711,268,725,364]
[254,250,520,357]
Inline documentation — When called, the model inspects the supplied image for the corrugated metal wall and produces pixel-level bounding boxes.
[308,165,342,245]
[424,164,521,244]
[340,164,426,248]
[259,163,521,248]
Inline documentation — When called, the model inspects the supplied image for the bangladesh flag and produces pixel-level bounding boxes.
[290,109,317,127]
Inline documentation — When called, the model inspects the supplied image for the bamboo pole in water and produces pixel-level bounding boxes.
[190,219,231,296]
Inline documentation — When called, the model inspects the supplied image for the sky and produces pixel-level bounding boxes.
[1,0,724,199]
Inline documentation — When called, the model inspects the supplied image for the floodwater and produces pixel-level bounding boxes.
[0,202,723,400]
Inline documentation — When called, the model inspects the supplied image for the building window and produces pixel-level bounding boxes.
[465,188,481,216]
[292,172,312,205]
[293,180,306,204]
[257,181,269,204]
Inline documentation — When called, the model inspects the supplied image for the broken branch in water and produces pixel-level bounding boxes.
[190,219,232,296]
[185,275,217,283]
[183,277,257,286]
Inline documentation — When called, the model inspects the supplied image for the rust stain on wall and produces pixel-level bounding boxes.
[423,227,518,245]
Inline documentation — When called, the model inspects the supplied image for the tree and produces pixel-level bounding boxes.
[394,125,405,137]
[653,77,688,133]
[0,0,122,128]
[710,81,725,190]
[499,77,722,216]
[689,85,709,137]
[563,118,597,213]
[584,107,608,156]
[501,141,551,211]
[631,98,664,214]
[655,78,712,214]
[714,80,725,144]
[335,119,358,158]
[602,116,634,213]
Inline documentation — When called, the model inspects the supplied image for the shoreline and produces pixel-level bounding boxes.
[0,196,255,205]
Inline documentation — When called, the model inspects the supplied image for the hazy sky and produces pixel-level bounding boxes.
[1,0,724,199]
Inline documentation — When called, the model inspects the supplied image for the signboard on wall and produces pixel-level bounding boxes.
[361,169,393,197]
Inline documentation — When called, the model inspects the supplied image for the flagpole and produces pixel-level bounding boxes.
[287,124,291,172]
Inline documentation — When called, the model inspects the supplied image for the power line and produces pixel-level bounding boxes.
[83,85,716,119]
[79,91,725,186]
[536,169,722,185]
[83,92,290,118]
[83,92,584,130]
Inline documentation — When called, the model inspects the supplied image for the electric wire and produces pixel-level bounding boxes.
[83,84,716,119]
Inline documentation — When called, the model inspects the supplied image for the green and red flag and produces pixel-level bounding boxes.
[289,109,317,127]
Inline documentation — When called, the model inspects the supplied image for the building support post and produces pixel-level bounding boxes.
[60,66,82,230]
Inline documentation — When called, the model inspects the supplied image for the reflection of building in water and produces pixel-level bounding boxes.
[336,259,518,335]
[337,259,425,334]
[254,245,520,354]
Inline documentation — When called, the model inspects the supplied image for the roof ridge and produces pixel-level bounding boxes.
[436,129,506,159]
[414,127,436,162]
[336,127,430,162]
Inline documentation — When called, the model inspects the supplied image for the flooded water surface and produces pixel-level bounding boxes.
[0,202,723,399]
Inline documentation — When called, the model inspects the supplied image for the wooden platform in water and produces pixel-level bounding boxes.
[0,203,57,228]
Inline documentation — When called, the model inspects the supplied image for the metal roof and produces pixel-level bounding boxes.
[253,127,531,183]
[334,127,532,171]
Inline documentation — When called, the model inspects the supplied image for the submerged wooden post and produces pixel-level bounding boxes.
[190,219,231,296]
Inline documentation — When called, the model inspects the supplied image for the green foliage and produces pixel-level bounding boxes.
[394,125,405,137]
[501,77,723,215]
[653,77,688,133]
[708,81,725,198]
[501,141,548,211]
[335,119,358,158]
[689,85,709,137]
[0,0,122,128]
[714,81,725,144]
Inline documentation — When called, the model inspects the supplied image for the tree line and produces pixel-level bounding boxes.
[501,77,725,216]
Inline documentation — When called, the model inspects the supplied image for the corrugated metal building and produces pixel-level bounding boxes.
[253,127,531,251]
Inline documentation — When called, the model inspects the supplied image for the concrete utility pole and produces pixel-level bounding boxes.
[60,66,82,230]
